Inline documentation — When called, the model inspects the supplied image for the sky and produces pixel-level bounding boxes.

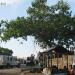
[0,0,75,58]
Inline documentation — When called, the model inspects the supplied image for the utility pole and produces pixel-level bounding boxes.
[73,49,75,66]
[70,46,75,66]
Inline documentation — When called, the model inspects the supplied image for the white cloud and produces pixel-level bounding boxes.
[0,0,21,6]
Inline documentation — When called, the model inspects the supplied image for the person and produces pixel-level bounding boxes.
[64,66,67,70]
[73,65,75,75]
[68,65,74,75]
[63,66,68,73]
[42,67,51,75]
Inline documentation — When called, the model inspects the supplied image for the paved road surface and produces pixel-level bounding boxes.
[0,68,43,75]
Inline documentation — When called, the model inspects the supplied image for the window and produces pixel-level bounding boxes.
[10,57,12,61]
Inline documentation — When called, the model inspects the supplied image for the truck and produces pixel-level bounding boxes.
[20,56,43,73]
[0,55,18,68]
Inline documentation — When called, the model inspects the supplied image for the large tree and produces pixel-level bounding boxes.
[0,0,75,49]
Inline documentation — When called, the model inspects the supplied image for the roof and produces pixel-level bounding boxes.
[40,45,74,55]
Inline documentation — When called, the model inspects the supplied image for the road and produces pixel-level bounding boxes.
[0,68,21,75]
[0,68,43,75]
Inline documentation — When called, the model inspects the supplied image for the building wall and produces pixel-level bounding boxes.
[48,55,74,69]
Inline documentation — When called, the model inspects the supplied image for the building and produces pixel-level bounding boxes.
[38,45,74,69]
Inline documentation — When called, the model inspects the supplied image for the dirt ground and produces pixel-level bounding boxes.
[0,68,43,75]
[23,73,43,75]
[0,68,21,75]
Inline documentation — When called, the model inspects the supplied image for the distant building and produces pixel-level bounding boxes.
[38,45,74,69]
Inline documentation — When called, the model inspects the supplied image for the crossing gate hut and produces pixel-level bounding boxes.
[38,45,74,69]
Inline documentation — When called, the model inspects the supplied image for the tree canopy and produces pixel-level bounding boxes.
[0,0,75,49]
[0,47,13,55]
